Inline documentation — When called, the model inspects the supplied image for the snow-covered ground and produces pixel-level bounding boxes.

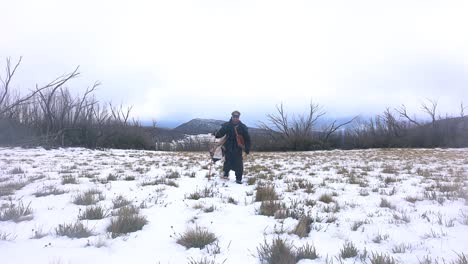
[0,147,467,264]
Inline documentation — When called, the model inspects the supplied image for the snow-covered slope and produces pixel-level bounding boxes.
[0,147,467,264]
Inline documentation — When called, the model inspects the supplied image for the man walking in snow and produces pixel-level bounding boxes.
[215,110,251,184]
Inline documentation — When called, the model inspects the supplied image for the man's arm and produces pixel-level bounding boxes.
[215,124,227,138]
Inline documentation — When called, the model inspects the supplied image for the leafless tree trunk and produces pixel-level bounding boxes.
[421,98,438,127]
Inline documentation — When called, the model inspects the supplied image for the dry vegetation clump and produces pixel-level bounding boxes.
[368,252,396,264]
[255,184,278,202]
[112,195,132,209]
[380,198,395,209]
[9,167,24,174]
[351,220,369,231]
[33,185,66,197]
[78,205,109,220]
[247,177,257,185]
[257,237,296,264]
[258,201,282,217]
[0,180,28,197]
[55,221,93,238]
[296,242,319,261]
[318,194,334,204]
[61,175,78,184]
[72,189,105,205]
[124,175,136,181]
[186,186,217,200]
[107,205,148,238]
[340,241,358,259]
[256,237,319,264]
[175,226,217,249]
[166,170,180,179]
[106,173,118,181]
[0,200,33,222]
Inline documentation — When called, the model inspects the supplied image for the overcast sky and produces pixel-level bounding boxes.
[1,0,468,127]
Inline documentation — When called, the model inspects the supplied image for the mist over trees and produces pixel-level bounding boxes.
[1,57,467,151]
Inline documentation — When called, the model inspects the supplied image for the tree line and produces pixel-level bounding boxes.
[257,100,468,151]
[0,57,155,149]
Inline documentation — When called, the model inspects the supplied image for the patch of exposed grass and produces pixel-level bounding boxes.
[107,173,118,181]
[255,185,278,202]
[0,200,33,222]
[61,175,78,184]
[351,220,368,231]
[0,180,28,197]
[296,243,319,261]
[380,198,395,209]
[372,232,389,243]
[33,185,66,197]
[256,237,296,264]
[186,186,217,200]
[368,252,396,264]
[107,206,148,238]
[72,189,105,205]
[78,205,109,220]
[55,221,93,238]
[166,170,180,179]
[124,175,136,181]
[392,243,412,254]
[340,241,358,259]
[247,177,257,185]
[176,226,217,249]
[405,196,423,203]
[10,167,24,174]
[258,201,282,217]
[318,194,334,204]
[112,195,132,209]
[453,252,468,264]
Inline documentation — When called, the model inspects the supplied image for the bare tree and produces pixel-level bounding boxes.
[0,57,69,117]
[260,101,355,150]
[322,116,358,142]
[421,98,438,126]
[395,104,420,127]
[460,102,466,118]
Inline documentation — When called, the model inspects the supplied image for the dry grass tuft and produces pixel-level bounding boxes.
[72,189,105,205]
[255,185,278,202]
[55,221,93,238]
[78,205,109,220]
[176,226,217,249]
[0,200,33,222]
[256,237,296,264]
[107,205,148,238]
[340,241,358,259]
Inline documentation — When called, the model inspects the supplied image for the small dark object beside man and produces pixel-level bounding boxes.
[215,111,251,184]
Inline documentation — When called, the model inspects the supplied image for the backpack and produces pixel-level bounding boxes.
[234,125,245,149]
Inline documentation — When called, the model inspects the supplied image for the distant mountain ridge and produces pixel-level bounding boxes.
[173,118,226,134]
[173,118,268,135]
